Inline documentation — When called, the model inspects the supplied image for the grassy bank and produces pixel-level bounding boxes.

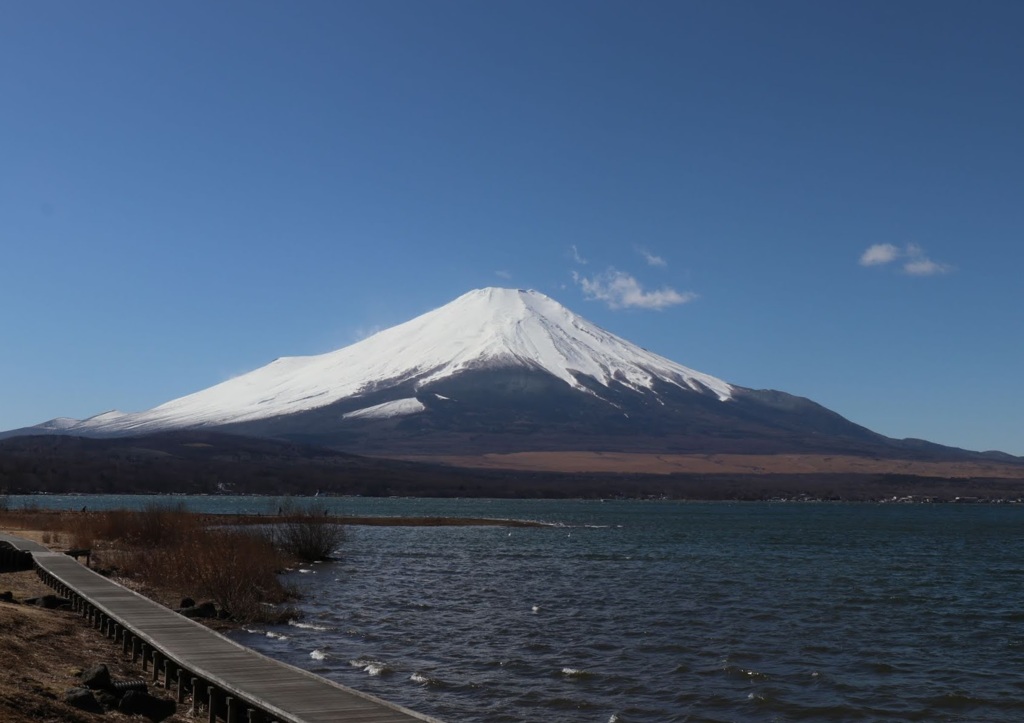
[0,569,193,723]
[0,504,347,623]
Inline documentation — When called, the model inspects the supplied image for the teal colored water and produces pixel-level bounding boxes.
[15,496,1024,721]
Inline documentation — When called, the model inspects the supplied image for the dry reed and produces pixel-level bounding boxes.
[4,504,297,623]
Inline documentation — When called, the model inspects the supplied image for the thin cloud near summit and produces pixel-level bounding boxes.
[859,243,953,276]
[573,269,696,310]
[637,247,667,267]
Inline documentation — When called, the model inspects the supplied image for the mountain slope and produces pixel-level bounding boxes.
[5,287,1019,463]
[28,288,734,436]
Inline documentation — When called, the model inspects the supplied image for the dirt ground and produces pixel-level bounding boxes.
[0,554,191,722]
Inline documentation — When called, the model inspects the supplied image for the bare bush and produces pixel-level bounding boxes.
[274,501,346,562]
[138,527,291,622]
[59,504,197,551]
[22,505,294,623]
[0,505,51,532]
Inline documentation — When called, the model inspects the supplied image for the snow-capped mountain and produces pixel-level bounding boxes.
[5,287,944,458]
[33,288,733,434]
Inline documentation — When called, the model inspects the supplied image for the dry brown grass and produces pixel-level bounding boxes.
[0,570,191,723]
[5,505,293,624]
[139,527,291,621]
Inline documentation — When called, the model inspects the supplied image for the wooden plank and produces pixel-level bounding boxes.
[2,532,441,723]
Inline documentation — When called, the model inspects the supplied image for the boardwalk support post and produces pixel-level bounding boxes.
[176,670,187,703]
[208,685,221,723]
[191,677,205,716]
[152,651,163,683]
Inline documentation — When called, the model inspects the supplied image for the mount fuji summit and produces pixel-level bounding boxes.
[5,288,1004,462]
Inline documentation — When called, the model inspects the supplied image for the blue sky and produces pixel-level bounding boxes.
[2,1,1022,455]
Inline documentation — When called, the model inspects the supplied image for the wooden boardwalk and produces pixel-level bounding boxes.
[1,532,441,723]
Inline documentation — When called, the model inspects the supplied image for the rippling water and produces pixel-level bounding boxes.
[225,500,1024,722]
[18,496,1024,720]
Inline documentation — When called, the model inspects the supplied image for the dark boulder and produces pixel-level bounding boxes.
[80,663,112,690]
[179,596,196,609]
[95,690,120,711]
[64,687,102,713]
[25,594,70,609]
[118,690,177,719]
[177,601,217,619]
[0,590,14,603]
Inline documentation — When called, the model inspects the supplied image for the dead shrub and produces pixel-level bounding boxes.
[274,502,346,562]
[5,504,296,623]
[139,527,291,623]
[0,507,50,532]
[99,503,199,547]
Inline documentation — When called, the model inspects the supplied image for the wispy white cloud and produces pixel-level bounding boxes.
[569,244,588,265]
[859,243,953,276]
[859,243,900,266]
[637,247,667,267]
[573,268,696,310]
[904,257,952,276]
[495,269,512,279]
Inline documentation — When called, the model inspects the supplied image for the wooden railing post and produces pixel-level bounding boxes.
[176,669,188,703]
[152,651,163,683]
[208,685,221,723]
[191,677,205,716]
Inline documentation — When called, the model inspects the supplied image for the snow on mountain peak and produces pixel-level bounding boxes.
[65,287,733,435]
[36,417,82,431]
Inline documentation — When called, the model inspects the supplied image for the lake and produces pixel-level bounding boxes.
[12,495,1024,721]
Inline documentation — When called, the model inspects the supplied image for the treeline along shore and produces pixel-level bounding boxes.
[2,431,1023,502]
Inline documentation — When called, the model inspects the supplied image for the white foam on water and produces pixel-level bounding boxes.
[288,620,332,631]
[350,658,390,676]
[310,649,329,661]
[265,631,288,640]
[410,672,430,684]
[561,667,589,677]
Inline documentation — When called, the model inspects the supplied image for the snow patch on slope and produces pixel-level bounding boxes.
[342,398,426,420]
